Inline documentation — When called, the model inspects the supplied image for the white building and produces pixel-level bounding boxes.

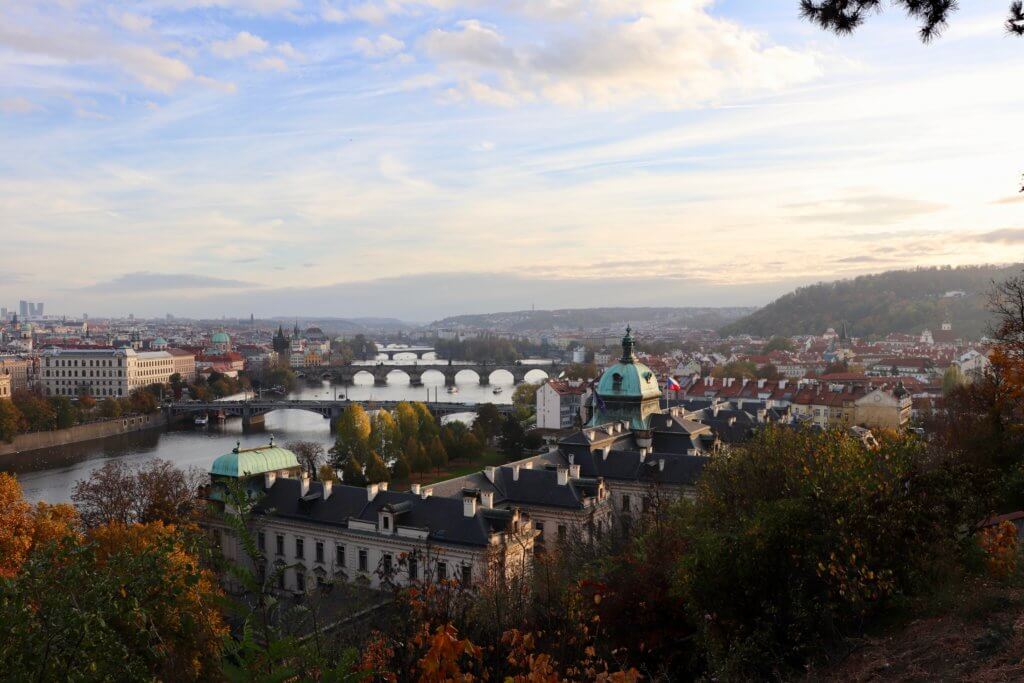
[536,379,590,430]
[40,347,195,398]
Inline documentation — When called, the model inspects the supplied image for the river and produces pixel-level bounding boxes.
[4,358,552,504]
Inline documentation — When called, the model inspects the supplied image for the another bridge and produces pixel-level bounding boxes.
[373,346,436,360]
[313,362,560,387]
[167,398,515,429]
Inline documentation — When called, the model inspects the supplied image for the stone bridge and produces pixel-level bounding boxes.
[167,398,515,429]
[373,346,436,360]
[318,362,559,387]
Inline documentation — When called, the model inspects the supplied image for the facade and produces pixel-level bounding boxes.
[40,347,195,398]
[0,356,32,391]
[205,441,537,594]
[536,379,590,430]
[0,371,10,399]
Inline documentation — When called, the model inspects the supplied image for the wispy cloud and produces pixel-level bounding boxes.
[788,195,946,226]
[82,272,255,292]
[965,228,1024,244]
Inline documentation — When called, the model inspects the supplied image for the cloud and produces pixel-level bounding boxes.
[0,97,42,114]
[965,228,1024,244]
[83,272,254,292]
[420,3,822,107]
[256,57,289,72]
[788,195,946,226]
[354,34,405,58]
[113,12,153,32]
[211,31,269,58]
[833,255,892,264]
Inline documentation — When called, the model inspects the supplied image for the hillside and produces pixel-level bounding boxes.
[431,306,755,332]
[719,264,1024,339]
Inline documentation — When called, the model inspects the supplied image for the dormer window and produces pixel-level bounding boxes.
[382,515,390,530]
[612,372,623,390]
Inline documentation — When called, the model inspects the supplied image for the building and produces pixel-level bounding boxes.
[0,355,32,391]
[204,440,537,593]
[536,379,590,430]
[0,371,10,399]
[40,347,196,398]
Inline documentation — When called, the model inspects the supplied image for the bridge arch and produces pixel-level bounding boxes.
[419,368,447,384]
[487,369,515,385]
[453,368,481,385]
[523,368,551,383]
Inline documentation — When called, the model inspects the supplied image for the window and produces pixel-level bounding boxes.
[461,565,472,585]
[336,544,345,567]
[277,571,285,590]
[534,521,544,539]
[621,494,630,512]
[382,554,392,573]
[382,515,390,530]
[295,537,304,559]
[358,549,368,572]
[408,556,418,580]
[437,562,448,581]
[557,524,567,541]
[258,531,266,551]
[276,534,284,557]
[296,571,305,592]
[315,541,324,564]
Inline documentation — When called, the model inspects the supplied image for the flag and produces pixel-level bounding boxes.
[665,377,681,391]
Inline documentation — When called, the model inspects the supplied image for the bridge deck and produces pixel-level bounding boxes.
[168,398,514,417]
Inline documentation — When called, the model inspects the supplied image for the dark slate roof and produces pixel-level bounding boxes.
[491,466,587,509]
[569,448,708,487]
[255,479,499,547]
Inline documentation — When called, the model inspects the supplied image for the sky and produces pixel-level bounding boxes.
[1,0,1023,322]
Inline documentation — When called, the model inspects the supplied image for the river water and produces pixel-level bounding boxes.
[4,358,551,504]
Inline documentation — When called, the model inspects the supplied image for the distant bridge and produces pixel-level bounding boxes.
[167,398,515,429]
[373,346,436,360]
[307,362,560,387]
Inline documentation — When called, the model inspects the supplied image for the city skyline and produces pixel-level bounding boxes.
[2,0,1023,318]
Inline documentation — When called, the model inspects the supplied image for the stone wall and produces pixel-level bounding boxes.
[0,413,167,456]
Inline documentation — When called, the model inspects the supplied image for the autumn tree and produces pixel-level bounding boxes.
[370,410,402,464]
[428,436,448,475]
[12,389,55,431]
[473,403,503,443]
[332,404,372,469]
[364,450,391,484]
[512,382,539,421]
[0,398,25,442]
[71,459,203,528]
[287,440,327,477]
[394,401,421,441]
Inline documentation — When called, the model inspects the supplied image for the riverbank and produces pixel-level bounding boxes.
[0,413,168,457]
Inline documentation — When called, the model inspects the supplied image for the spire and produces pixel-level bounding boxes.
[620,325,636,363]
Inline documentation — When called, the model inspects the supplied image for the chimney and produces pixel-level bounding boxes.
[741,378,749,387]
[379,481,389,491]
[410,483,421,495]
[264,471,277,489]
[779,380,788,389]
[602,446,610,460]
[712,404,720,417]
[480,491,494,509]
[421,487,433,499]
[300,472,310,497]
[757,379,766,389]
[367,483,379,502]
[556,467,568,485]
[484,466,496,483]
[658,459,665,472]
[569,463,580,479]
[523,462,533,470]
[638,448,647,463]
[322,479,333,500]
[512,465,521,481]
[463,494,477,517]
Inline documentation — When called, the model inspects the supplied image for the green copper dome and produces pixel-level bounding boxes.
[595,327,661,400]
[211,332,230,343]
[211,440,299,478]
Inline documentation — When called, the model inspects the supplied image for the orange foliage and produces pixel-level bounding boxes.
[979,520,1019,578]
[0,473,79,578]
[415,623,481,682]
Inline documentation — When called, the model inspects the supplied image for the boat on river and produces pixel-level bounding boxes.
[194,414,209,426]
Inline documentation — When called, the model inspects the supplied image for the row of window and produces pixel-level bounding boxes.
[46,358,123,368]
[259,531,471,584]
[45,370,124,378]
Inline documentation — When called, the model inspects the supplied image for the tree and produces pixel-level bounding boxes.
[394,401,421,442]
[98,396,122,419]
[711,360,757,379]
[799,0,1024,40]
[428,436,448,474]
[391,455,411,481]
[755,363,780,380]
[364,450,391,484]
[460,431,483,462]
[942,365,966,395]
[564,363,599,381]
[408,441,432,481]
[763,336,794,353]
[512,383,539,421]
[414,402,439,442]
[51,395,79,429]
[370,410,402,464]
[287,440,326,476]
[12,389,55,431]
[0,399,25,443]
[129,388,158,414]
[169,372,183,400]
[499,415,527,457]
[340,455,367,486]
[71,459,203,528]
[333,404,372,468]
[473,404,504,443]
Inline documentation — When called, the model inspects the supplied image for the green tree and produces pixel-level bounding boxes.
[98,397,122,419]
[340,455,367,486]
[512,383,539,421]
[364,450,391,484]
[414,402,439,442]
[333,404,372,468]
[942,364,966,395]
[0,399,25,442]
[51,396,79,429]
[391,455,411,481]
[459,431,483,462]
[394,401,420,442]
[427,436,448,474]
[371,410,402,464]
[499,415,527,457]
[564,363,599,381]
[763,336,794,353]
[473,404,503,443]
[12,390,55,431]
[407,441,431,481]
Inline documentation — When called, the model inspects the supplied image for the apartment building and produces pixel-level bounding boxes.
[40,347,196,398]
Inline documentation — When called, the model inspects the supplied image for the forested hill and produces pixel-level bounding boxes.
[432,307,754,332]
[719,264,1024,339]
